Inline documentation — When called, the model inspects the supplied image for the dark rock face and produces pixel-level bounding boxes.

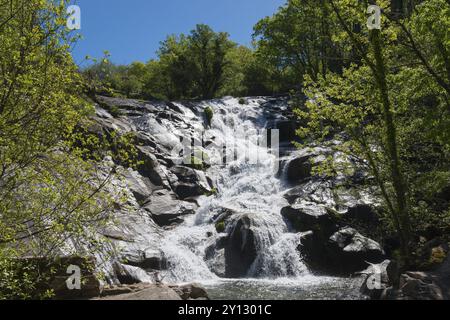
[299,227,385,275]
[285,155,313,183]
[327,227,385,273]
[346,204,380,226]
[225,215,258,278]
[281,203,337,235]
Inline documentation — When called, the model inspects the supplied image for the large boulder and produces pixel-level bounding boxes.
[143,190,196,227]
[225,215,258,278]
[284,147,329,184]
[299,227,385,275]
[327,227,385,274]
[170,165,214,199]
[285,155,313,184]
[281,202,337,235]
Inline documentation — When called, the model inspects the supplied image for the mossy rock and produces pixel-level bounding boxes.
[238,98,246,105]
[215,221,226,233]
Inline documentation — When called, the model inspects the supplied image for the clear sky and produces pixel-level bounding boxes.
[71,0,286,67]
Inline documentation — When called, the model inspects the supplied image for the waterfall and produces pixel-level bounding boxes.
[156,97,309,283]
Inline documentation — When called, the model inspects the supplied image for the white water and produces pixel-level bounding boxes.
[154,97,310,284]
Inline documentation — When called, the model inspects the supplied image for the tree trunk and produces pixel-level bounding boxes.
[369,29,412,264]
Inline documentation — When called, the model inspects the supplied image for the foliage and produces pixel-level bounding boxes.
[293,0,449,264]
[0,0,119,298]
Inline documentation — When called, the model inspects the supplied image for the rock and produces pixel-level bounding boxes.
[123,169,158,204]
[225,215,258,278]
[359,260,392,299]
[98,284,182,300]
[207,249,226,277]
[281,202,337,235]
[170,165,214,199]
[397,272,444,300]
[112,263,144,285]
[136,145,170,188]
[121,248,166,270]
[283,179,333,204]
[143,190,196,227]
[170,283,209,300]
[285,155,313,184]
[298,231,330,272]
[299,227,385,275]
[345,204,379,226]
[275,120,298,143]
[327,227,385,274]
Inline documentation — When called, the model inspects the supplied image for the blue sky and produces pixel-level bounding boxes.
[70,0,285,66]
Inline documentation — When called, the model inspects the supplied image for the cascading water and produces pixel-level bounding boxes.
[157,97,307,283]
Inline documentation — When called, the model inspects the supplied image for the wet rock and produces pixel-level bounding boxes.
[275,120,298,143]
[285,147,329,184]
[225,215,257,278]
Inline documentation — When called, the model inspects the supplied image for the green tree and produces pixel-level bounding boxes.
[0,0,117,298]
[253,0,346,91]
[295,0,449,265]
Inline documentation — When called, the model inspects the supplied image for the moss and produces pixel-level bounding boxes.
[190,156,204,170]
[215,221,226,233]
[430,246,447,265]
[205,188,218,197]
[204,106,213,127]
